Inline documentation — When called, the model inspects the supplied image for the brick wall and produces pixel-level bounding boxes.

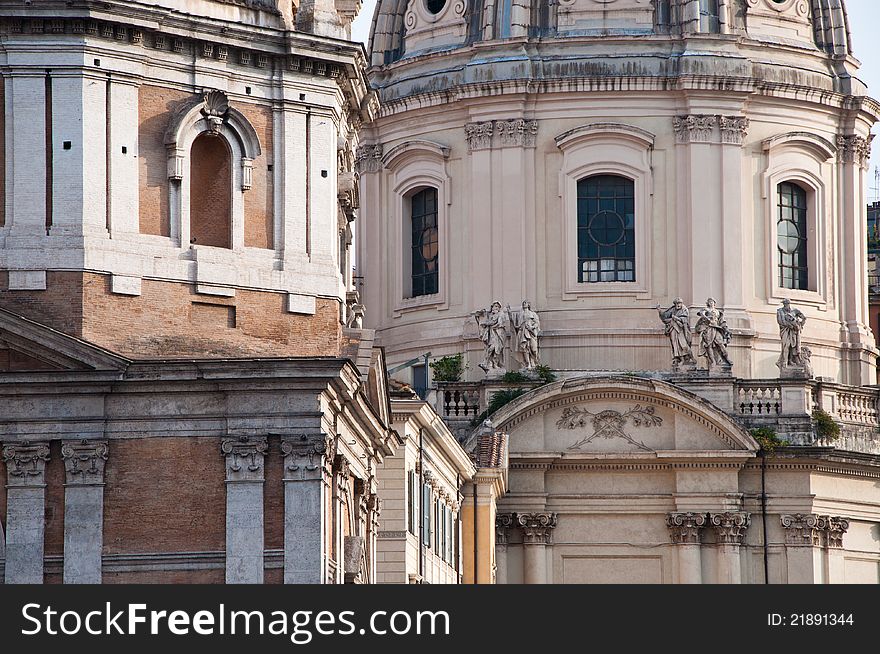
[103,569,225,584]
[264,434,284,551]
[139,85,189,237]
[0,270,85,337]
[0,348,59,372]
[190,134,232,248]
[44,442,65,558]
[103,437,226,555]
[240,103,274,249]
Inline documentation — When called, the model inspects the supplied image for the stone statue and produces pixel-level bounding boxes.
[694,298,733,371]
[511,300,541,370]
[777,299,810,377]
[657,298,697,372]
[475,302,508,374]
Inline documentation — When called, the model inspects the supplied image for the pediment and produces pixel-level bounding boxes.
[493,376,758,455]
[0,308,129,373]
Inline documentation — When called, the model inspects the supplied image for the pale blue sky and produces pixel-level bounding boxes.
[351,1,880,194]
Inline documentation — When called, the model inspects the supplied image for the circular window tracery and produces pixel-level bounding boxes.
[425,0,446,15]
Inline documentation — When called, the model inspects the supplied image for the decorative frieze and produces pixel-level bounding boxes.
[2,442,50,488]
[709,512,751,545]
[280,433,334,480]
[666,512,707,545]
[496,512,516,546]
[780,513,825,547]
[673,114,718,144]
[220,436,268,482]
[61,440,109,486]
[355,143,384,174]
[516,512,558,545]
[466,119,539,151]
[837,134,873,169]
[719,116,750,145]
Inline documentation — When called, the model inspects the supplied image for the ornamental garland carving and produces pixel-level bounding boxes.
[673,114,749,145]
[221,436,268,482]
[281,433,335,480]
[61,440,109,486]
[466,119,539,151]
[557,405,662,451]
[2,442,50,487]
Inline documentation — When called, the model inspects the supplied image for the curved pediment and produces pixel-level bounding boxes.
[492,376,758,455]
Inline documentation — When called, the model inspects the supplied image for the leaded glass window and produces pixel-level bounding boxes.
[410,188,439,297]
[777,182,809,290]
[577,175,636,283]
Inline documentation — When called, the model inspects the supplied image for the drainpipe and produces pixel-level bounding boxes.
[761,450,770,585]
[473,480,478,584]
[418,427,424,584]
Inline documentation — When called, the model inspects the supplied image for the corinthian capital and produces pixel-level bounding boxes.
[2,442,50,488]
[496,512,516,546]
[824,516,850,549]
[516,512,558,545]
[61,440,109,486]
[220,436,268,483]
[673,114,718,144]
[666,512,707,545]
[780,513,825,547]
[281,433,334,481]
[709,512,751,545]
[837,134,873,169]
[719,116,750,145]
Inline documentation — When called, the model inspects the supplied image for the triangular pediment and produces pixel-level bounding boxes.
[0,308,129,373]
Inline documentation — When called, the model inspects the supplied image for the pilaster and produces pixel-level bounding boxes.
[666,512,706,584]
[221,436,267,584]
[516,512,557,584]
[2,442,50,584]
[61,440,108,584]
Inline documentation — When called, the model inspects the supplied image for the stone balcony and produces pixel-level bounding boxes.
[435,373,880,455]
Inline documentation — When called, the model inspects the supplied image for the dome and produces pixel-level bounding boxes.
[368,1,854,79]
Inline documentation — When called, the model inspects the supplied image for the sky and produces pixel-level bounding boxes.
[351,0,880,195]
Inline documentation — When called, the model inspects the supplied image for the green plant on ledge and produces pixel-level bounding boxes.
[429,354,466,382]
[750,427,789,453]
[813,409,841,442]
[535,365,557,384]
[501,371,531,384]
[471,389,529,427]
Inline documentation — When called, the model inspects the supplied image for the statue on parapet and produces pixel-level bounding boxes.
[475,302,508,376]
[777,299,811,378]
[510,300,541,371]
[657,298,697,372]
[694,298,733,374]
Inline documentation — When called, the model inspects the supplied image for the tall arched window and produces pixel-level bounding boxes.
[777,181,809,290]
[700,0,721,33]
[410,187,439,297]
[189,133,232,249]
[577,175,635,283]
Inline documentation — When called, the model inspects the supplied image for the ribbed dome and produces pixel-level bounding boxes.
[368,0,853,67]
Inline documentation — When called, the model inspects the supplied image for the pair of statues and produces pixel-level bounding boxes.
[657,298,732,373]
[474,301,540,375]
[657,297,812,377]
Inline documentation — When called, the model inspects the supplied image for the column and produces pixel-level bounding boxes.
[2,442,50,584]
[666,512,706,584]
[824,516,850,584]
[495,512,515,585]
[780,514,825,584]
[221,436,267,584]
[516,512,557,585]
[719,116,749,313]
[61,440,108,584]
[281,434,333,584]
[710,512,750,584]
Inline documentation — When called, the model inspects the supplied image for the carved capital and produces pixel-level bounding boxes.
[2,442,50,488]
[719,116,750,145]
[496,512,516,546]
[709,512,751,545]
[61,440,109,486]
[824,516,850,549]
[516,512,558,545]
[281,433,334,481]
[666,512,707,545]
[465,121,495,152]
[495,119,539,148]
[780,513,825,547]
[673,114,718,144]
[220,436,267,483]
[837,134,873,169]
[355,143,383,174]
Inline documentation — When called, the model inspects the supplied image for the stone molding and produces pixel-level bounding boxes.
[666,512,707,545]
[515,512,558,545]
[466,119,538,151]
[61,440,109,486]
[281,433,334,481]
[674,114,750,145]
[495,512,516,546]
[2,442,50,488]
[709,512,751,545]
[220,436,268,483]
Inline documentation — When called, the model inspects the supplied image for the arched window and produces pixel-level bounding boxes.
[577,175,636,283]
[189,133,232,249]
[409,187,440,297]
[777,181,809,290]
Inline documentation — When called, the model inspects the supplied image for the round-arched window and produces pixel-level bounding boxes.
[425,0,447,15]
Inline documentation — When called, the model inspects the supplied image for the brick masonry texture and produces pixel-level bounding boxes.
[103,570,225,584]
[0,271,342,358]
[264,434,284,551]
[44,442,65,557]
[139,85,189,237]
[190,134,232,248]
[103,438,226,555]
[240,102,274,250]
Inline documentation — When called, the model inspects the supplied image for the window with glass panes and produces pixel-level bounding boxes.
[777,182,809,290]
[577,175,636,283]
[410,188,439,297]
[699,0,721,33]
